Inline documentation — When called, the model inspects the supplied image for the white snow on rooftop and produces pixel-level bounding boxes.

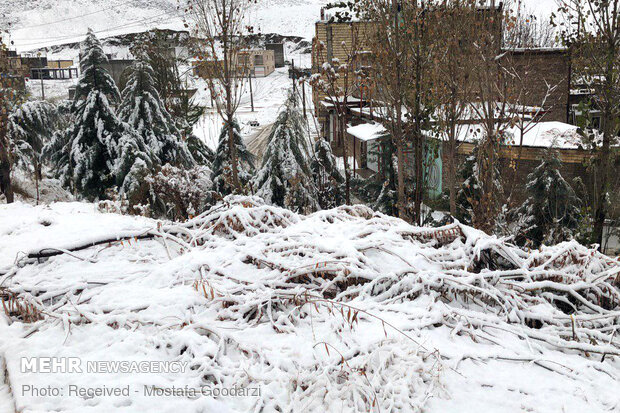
[347,122,387,142]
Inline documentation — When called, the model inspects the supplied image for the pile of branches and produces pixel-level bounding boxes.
[1,196,618,411]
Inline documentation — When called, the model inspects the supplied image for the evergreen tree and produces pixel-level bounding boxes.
[311,138,345,210]
[118,61,194,167]
[45,29,144,200]
[72,29,121,113]
[515,150,582,247]
[8,101,62,175]
[253,92,317,211]
[211,120,254,195]
[186,133,215,166]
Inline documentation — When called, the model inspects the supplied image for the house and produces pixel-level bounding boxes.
[266,43,285,68]
[237,49,275,77]
[193,49,276,79]
[311,4,579,201]
[0,49,26,91]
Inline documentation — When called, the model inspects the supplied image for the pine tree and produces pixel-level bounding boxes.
[118,61,194,167]
[311,138,345,210]
[253,92,317,211]
[186,133,215,166]
[72,29,121,113]
[45,29,144,200]
[515,150,582,247]
[8,101,61,174]
[211,120,254,195]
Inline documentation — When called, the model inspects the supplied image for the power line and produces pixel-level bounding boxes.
[16,4,126,30]
[13,10,181,48]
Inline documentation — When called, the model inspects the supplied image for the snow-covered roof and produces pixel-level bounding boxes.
[504,121,583,149]
[347,122,387,141]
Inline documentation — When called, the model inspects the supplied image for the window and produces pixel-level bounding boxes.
[254,54,264,66]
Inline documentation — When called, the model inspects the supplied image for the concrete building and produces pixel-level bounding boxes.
[266,43,285,68]
[237,49,275,77]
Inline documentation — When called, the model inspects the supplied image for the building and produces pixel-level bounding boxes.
[266,43,285,68]
[194,49,276,79]
[237,49,275,77]
[102,57,134,89]
[0,49,26,91]
[502,48,571,123]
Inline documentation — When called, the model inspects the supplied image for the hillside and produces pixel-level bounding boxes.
[0,197,618,412]
[1,0,331,51]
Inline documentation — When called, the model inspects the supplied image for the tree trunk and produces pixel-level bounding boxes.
[447,129,457,217]
[340,113,351,205]
[396,140,406,219]
[593,41,616,251]
[0,152,13,204]
[593,110,612,250]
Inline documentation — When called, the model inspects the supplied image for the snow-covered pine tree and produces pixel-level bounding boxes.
[211,120,254,195]
[455,152,478,225]
[311,138,345,209]
[515,150,582,247]
[118,60,194,167]
[186,134,214,166]
[72,29,121,113]
[45,29,147,200]
[253,92,317,211]
[8,101,61,174]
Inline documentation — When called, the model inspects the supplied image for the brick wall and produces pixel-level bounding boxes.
[504,49,571,123]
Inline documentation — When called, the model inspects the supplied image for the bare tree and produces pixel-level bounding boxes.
[556,0,620,248]
[464,3,512,233]
[504,0,557,48]
[185,0,251,192]
[311,22,368,205]
[435,0,479,216]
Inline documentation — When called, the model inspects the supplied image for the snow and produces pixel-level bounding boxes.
[347,122,387,142]
[3,0,332,52]
[504,121,583,149]
[1,197,618,412]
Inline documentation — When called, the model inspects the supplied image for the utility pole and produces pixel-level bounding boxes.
[301,77,306,118]
[291,59,296,92]
[40,71,45,100]
[248,69,254,112]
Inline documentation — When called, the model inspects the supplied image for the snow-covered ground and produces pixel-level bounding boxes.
[191,66,316,152]
[0,197,618,412]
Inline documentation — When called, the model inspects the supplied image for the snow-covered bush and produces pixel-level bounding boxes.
[145,164,215,220]
[1,197,618,411]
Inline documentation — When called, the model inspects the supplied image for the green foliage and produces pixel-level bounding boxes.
[515,150,582,248]
[254,92,317,212]
[211,120,255,195]
[311,138,345,210]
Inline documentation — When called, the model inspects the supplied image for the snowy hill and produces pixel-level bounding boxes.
[1,0,331,51]
[1,0,563,52]
[0,197,618,412]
